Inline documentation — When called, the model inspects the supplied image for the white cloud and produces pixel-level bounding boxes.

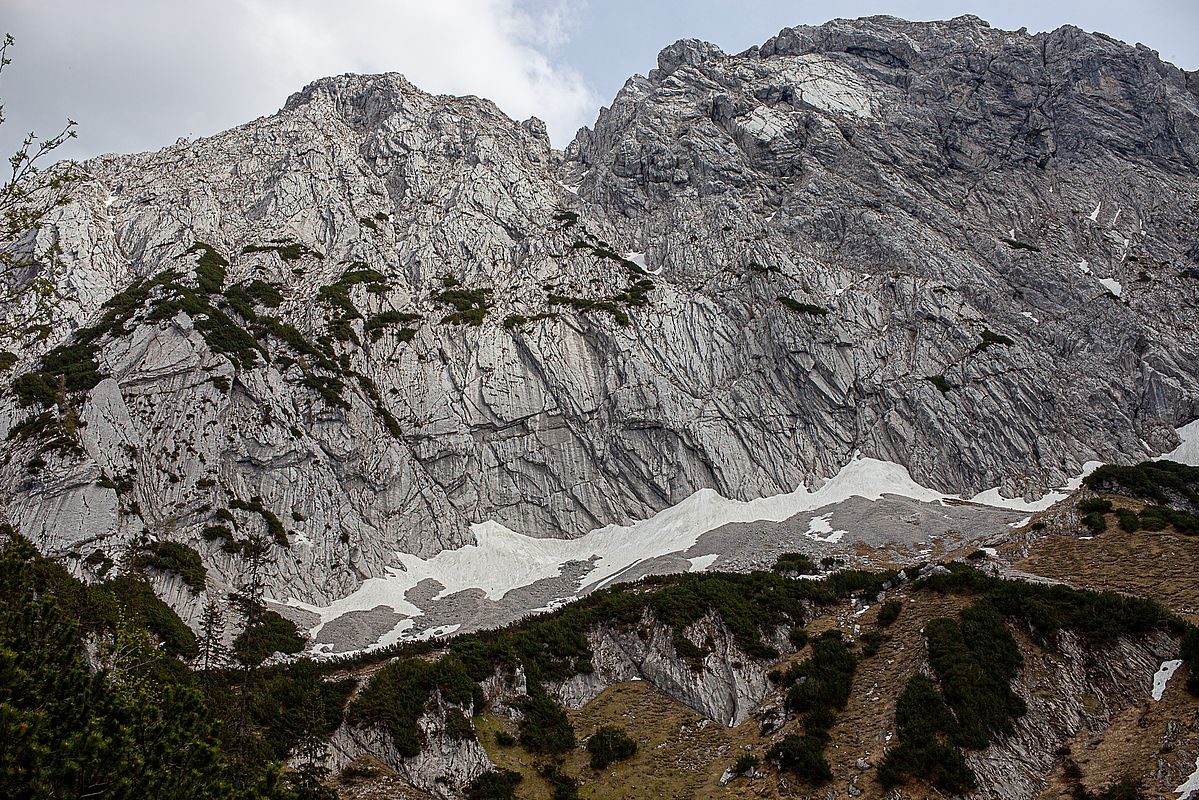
[1,0,600,160]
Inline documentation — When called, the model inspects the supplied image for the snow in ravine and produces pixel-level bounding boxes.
[1152,660,1183,701]
[288,453,1105,650]
[1177,754,1199,800]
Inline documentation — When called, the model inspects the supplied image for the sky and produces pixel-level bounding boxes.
[3,0,1197,162]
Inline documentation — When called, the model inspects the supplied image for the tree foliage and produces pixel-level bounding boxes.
[586,725,638,770]
[0,34,82,347]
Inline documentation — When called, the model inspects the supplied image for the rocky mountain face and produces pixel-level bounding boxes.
[2,15,1198,643]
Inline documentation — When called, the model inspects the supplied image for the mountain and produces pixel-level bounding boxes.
[3,15,1199,655]
[5,13,1199,800]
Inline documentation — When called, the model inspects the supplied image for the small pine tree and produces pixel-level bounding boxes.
[197,596,228,674]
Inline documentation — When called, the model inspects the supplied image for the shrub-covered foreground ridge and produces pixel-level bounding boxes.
[2,522,1197,798]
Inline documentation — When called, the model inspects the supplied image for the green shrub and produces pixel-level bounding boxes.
[1081,512,1107,534]
[859,630,888,657]
[101,577,198,658]
[133,541,207,593]
[546,294,629,326]
[346,654,483,757]
[494,730,517,747]
[539,762,580,800]
[433,286,493,326]
[1181,628,1199,696]
[975,328,1015,352]
[923,601,1025,749]
[233,609,304,665]
[1083,461,1199,507]
[783,630,855,715]
[248,660,355,760]
[877,674,976,793]
[1138,505,1199,535]
[999,237,1041,252]
[552,209,579,227]
[229,496,288,546]
[877,599,902,627]
[446,708,475,741]
[919,563,1173,646]
[465,770,522,800]
[1075,776,1145,800]
[733,754,758,774]
[518,686,575,754]
[773,552,818,575]
[1116,508,1141,532]
[1079,498,1113,514]
[186,242,229,293]
[766,733,831,784]
[364,311,422,340]
[777,296,828,315]
[587,725,638,769]
[503,312,557,330]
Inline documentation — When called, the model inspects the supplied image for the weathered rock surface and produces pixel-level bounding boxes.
[1,16,1197,641]
[550,610,793,726]
[328,705,491,799]
[971,629,1177,799]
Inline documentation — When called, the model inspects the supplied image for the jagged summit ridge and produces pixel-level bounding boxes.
[1,17,1197,649]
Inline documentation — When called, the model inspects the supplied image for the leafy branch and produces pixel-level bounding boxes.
[0,32,83,347]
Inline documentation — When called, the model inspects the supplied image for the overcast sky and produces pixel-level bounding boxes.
[4,0,1197,162]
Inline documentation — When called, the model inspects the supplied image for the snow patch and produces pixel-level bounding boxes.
[412,624,460,642]
[557,181,579,195]
[292,456,1101,649]
[1020,311,1040,323]
[805,512,847,543]
[1077,259,1091,275]
[969,461,1100,512]
[1152,660,1183,701]
[1157,420,1199,467]
[624,250,661,276]
[1099,278,1123,297]
[1088,202,1102,222]
[1177,753,1199,800]
[688,553,720,572]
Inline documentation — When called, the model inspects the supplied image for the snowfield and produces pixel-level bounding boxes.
[287,452,1106,652]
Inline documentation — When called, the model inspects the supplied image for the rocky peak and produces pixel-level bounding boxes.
[282,72,422,131]
[652,37,729,80]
